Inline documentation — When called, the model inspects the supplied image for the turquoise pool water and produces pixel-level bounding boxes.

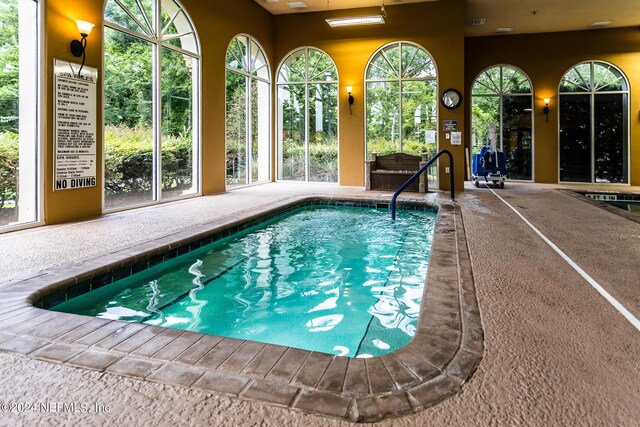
[52,205,436,358]
[606,201,640,216]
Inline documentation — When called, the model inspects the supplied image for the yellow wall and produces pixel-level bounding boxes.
[45,0,104,224]
[465,28,640,185]
[274,0,466,190]
[43,0,274,224]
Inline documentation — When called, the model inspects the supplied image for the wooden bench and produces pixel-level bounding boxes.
[365,152,428,193]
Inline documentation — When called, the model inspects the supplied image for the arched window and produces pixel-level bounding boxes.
[277,48,338,183]
[225,35,270,188]
[559,61,629,183]
[472,65,533,180]
[0,0,39,230]
[365,42,437,157]
[104,0,200,210]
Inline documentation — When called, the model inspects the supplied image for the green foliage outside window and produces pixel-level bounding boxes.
[0,1,19,221]
[279,136,339,182]
[365,43,438,159]
[225,35,270,187]
[277,48,338,182]
[225,71,247,185]
[104,125,192,196]
[0,1,18,135]
[0,132,18,213]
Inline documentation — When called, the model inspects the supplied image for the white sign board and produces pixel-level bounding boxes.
[425,130,437,144]
[54,59,98,191]
[450,131,462,146]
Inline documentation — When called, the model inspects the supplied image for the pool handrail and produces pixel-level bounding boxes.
[391,149,455,220]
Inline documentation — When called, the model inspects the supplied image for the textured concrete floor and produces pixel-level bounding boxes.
[0,182,638,426]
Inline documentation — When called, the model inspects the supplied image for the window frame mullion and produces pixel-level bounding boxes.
[153,0,162,201]
[304,49,310,182]
[246,74,252,185]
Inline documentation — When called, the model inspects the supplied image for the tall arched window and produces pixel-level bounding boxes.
[472,65,533,180]
[225,35,270,189]
[277,48,338,183]
[559,61,629,183]
[365,42,437,157]
[0,0,39,231]
[104,0,200,210]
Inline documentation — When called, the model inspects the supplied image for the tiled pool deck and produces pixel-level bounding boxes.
[0,194,482,422]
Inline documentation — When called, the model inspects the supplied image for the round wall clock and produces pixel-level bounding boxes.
[441,88,462,109]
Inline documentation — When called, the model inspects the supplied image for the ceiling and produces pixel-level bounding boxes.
[254,0,640,37]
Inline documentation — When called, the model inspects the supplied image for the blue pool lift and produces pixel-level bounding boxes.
[471,146,507,188]
[471,122,507,188]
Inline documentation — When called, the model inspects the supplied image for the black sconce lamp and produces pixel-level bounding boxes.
[346,86,354,115]
[70,20,95,78]
[543,98,550,122]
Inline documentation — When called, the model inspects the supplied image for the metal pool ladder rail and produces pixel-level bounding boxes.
[391,149,455,220]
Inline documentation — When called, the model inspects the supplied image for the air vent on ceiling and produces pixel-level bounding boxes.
[472,17,487,26]
[287,1,308,8]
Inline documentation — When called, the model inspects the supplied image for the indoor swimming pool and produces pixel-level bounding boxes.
[51,204,437,358]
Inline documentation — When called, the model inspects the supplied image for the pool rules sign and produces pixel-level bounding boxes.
[54,59,98,191]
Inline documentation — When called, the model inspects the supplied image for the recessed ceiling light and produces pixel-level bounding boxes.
[494,27,514,33]
[287,1,308,8]
[590,20,613,27]
[472,17,487,26]
[265,0,279,3]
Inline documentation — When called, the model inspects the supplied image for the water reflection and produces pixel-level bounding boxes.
[306,314,344,332]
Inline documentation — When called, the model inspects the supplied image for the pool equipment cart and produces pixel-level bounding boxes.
[471,122,507,188]
[471,146,507,188]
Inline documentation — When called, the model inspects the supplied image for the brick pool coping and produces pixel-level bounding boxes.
[0,195,483,422]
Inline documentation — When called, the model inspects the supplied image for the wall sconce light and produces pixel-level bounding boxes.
[70,20,95,78]
[543,98,550,122]
[542,98,551,123]
[346,86,354,115]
